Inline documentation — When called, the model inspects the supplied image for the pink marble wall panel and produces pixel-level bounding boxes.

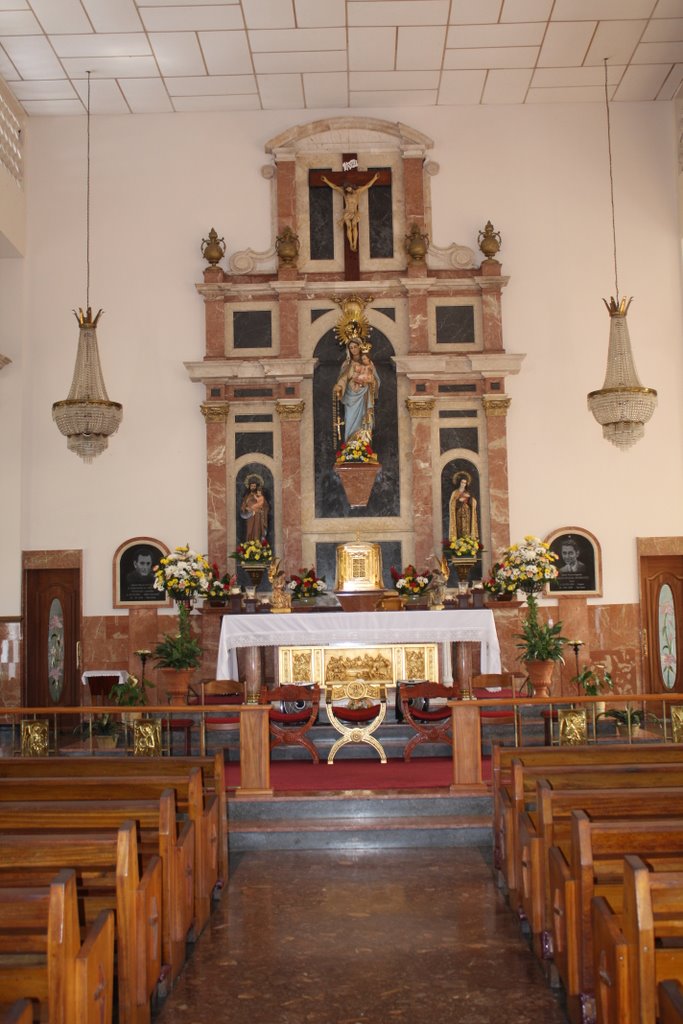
[278,294,301,358]
[23,550,80,570]
[407,291,429,353]
[276,161,296,230]
[480,285,504,351]
[206,419,228,566]
[403,156,425,226]
[0,620,21,709]
[204,294,226,358]
[411,417,436,567]
[484,406,511,557]
[279,417,303,569]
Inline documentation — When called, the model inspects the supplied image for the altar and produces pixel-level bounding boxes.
[216,609,501,685]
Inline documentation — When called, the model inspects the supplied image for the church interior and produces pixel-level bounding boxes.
[0,1,682,1022]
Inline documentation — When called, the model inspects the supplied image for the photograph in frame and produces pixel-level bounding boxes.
[113,537,171,608]
[545,527,602,597]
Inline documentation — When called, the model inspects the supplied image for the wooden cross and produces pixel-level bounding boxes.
[309,154,391,280]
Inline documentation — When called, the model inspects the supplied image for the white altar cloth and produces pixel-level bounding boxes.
[217,609,501,682]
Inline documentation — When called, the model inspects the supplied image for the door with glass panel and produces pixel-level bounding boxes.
[24,568,81,718]
[639,555,682,692]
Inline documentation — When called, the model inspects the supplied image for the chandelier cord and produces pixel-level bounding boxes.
[86,70,91,312]
[603,57,619,304]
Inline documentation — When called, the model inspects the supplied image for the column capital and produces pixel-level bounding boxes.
[482,394,511,417]
[405,396,435,419]
[200,401,230,422]
[276,400,305,421]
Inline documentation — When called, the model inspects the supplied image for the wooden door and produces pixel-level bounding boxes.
[24,568,81,710]
[639,555,683,692]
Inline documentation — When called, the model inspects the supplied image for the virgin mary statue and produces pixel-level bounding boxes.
[333,337,380,446]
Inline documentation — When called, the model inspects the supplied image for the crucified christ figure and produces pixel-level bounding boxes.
[321,172,379,252]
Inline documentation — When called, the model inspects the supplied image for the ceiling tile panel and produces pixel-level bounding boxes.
[27,0,91,33]
[350,69,440,90]
[348,26,395,70]
[0,46,19,79]
[81,0,143,33]
[632,40,683,62]
[61,55,159,77]
[253,50,346,73]
[656,61,683,98]
[0,11,40,33]
[584,21,647,66]
[199,30,252,75]
[643,17,683,41]
[437,68,486,102]
[172,93,260,111]
[612,62,674,99]
[1,35,65,77]
[149,32,205,76]
[294,0,344,29]
[0,1,29,9]
[351,88,437,106]
[445,46,538,69]
[9,78,76,98]
[446,22,545,47]
[166,73,255,94]
[140,0,239,5]
[118,76,173,112]
[241,0,294,30]
[653,0,683,15]
[482,67,532,102]
[348,1,448,27]
[51,34,151,57]
[257,71,304,107]
[249,27,345,51]
[73,76,129,112]
[303,70,347,106]
[532,65,624,87]
[449,0,502,24]
[552,0,655,17]
[20,98,83,113]
[396,26,446,69]
[140,6,243,31]
[537,21,595,67]
[500,0,553,21]
[527,84,607,101]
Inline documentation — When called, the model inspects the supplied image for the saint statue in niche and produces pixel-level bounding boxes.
[334,338,380,446]
[448,471,479,541]
[321,172,379,252]
[240,475,269,542]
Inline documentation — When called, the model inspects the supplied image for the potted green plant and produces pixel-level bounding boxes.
[573,663,613,714]
[74,712,121,750]
[154,604,202,705]
[515,594,567,697]
[598,705,658,738]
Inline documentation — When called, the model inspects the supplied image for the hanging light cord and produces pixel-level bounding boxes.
[603,57,619,303]
[85,70,91,311]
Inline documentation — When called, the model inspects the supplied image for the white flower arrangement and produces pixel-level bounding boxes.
[492,535,559,595]
[153,544,212,601]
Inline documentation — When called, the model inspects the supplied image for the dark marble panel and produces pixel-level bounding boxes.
[439,410,477,419]
[154,847,569,1024]
[234,388,273,398]
[235,432,273,460]
[235,414,273,423]
[315,539,403,590]
[233,310,272,349]
[438,383,477,393]
[309,175,334,261]
[435,305,475,344]
[439,426,478,455]
[375,307,396,321]
[312,328,400,519]
[311,309,329,322]
[368,176,393,258]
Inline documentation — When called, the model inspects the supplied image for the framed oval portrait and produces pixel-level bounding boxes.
[113,537,171,608]
[544,527,602,598]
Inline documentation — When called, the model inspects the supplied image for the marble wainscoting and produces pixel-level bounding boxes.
[0,619,21,707]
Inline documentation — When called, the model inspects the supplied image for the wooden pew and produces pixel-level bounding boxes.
[0,755,228,898]
[0,769,217,935]
[660,980,683,1024]
[591,856,683,1024]
[0,822,161,1024]
[0,791,193,983]
[500,758,683,900]
[0,869,114,1024]
[516,781,683,957]
[492,743,683,878]
[548,812,683,1023]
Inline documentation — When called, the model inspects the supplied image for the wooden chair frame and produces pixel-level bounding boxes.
[260,684,321,763]
[399,681,452,762]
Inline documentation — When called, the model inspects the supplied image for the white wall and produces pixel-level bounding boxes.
[13,101,683,615]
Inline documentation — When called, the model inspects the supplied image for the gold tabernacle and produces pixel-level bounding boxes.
[335,540,383,592]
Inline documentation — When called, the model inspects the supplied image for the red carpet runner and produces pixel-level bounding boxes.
[224,756,491,792]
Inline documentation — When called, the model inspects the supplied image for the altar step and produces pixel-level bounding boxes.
[228,791,492,852]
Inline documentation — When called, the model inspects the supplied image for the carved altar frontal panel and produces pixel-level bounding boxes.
[279,643,438,687]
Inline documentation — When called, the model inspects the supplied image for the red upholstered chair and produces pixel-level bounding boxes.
[399,681,452,762]
[259,684,321,763]
[471,673,524,742]
[191,679,243,753]
[325,681,387,763]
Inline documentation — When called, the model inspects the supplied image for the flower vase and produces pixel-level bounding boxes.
[296,596,317,607]
[524,659,555,699]
[334,461,381,508]
[158,668,194,706]
[241,562,267,593]
[450,556,477,593]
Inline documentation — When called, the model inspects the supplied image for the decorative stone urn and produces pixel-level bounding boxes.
[524,659,555,699]
[334,462,381,508]
[158,668,194,706]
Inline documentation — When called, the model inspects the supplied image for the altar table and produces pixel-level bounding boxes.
[217,609,501,683]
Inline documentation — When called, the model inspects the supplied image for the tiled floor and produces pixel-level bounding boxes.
[155,846,568,1024]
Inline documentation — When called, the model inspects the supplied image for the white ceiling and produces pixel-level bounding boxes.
[0,0,681,116]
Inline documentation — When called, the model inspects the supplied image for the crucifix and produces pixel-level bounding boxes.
[309,154,392,280]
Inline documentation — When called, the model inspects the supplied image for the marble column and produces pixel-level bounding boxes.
[406,397,435,567]
[482,395,511,559]
[477,263,506,352]
[276,400,305,571]
[404,281,430,353]
[200,269,227,359]
[201,402,230,568]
